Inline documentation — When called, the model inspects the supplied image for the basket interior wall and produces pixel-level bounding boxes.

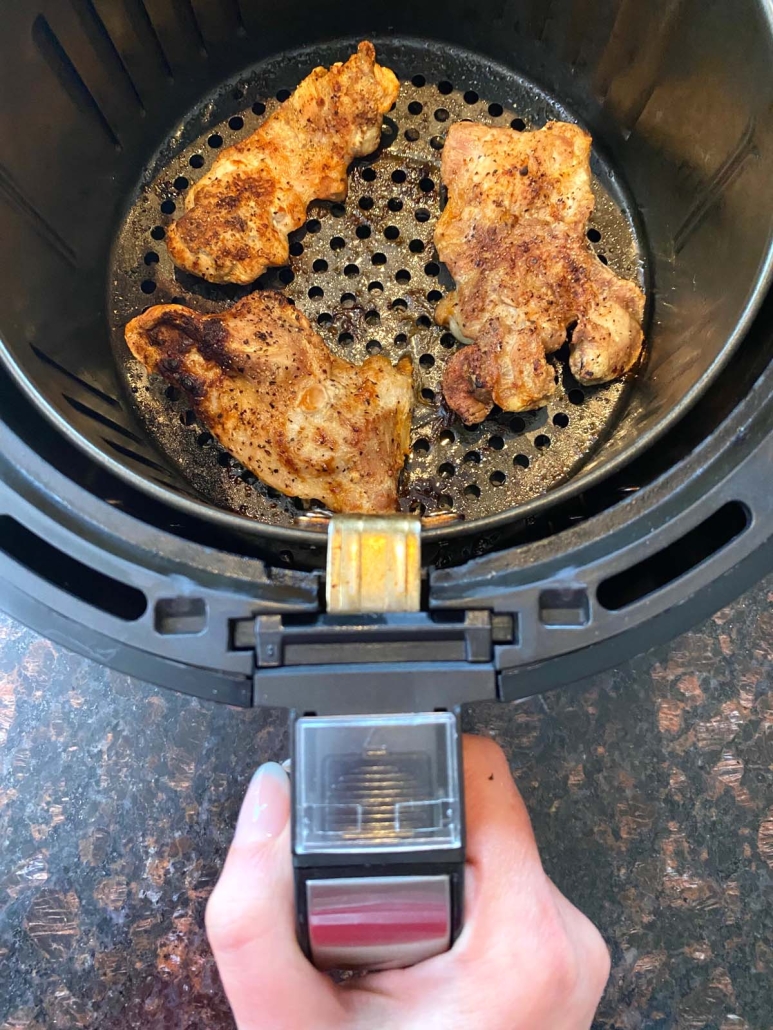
[0,0,772,531]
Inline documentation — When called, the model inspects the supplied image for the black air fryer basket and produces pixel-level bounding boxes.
[2,0,773,969]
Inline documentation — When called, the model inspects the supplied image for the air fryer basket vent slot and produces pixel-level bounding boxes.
[0,515,147,621]
[597,501,750,611]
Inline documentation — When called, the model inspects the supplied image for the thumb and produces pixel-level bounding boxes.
[206,762,343,1030]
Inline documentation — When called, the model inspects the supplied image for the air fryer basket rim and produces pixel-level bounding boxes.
[3,21,773,548]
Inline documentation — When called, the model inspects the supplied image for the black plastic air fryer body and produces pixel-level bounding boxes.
[2,0,773,970]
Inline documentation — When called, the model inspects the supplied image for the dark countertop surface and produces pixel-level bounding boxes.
[1,575,772,1030]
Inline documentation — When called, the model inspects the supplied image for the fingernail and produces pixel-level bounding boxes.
[234,762,290,845]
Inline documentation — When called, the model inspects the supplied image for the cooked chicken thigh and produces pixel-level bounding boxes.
[125,293,413,514]
[166,41,400,285]
[434,121,645,424]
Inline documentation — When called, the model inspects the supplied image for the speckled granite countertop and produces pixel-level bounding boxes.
[1,574,772,1030]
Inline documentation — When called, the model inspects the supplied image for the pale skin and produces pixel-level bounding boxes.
[206,735,611,1030]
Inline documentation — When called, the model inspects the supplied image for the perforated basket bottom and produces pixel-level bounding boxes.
[109,38,647,528]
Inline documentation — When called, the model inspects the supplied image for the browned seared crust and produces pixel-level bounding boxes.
[124,292,413,514]
[434,121,645,424]
[166,41,400,284]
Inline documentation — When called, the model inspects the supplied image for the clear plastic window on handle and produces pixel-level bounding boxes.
[294,712,462,855]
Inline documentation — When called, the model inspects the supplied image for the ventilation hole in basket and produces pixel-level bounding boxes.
[341,293,356,308]
[424,262,440,278]
[170,296,186,305]
[405,128,420,141]
[568,389,585,405]
[419,353,435,369]
[331,203,346,218]
[276,88,291,102]
[306,219,322,233]
[189,154,205,168]
[440,332,457,348]
[413,437,430,453]
[438,80,453,94]
[511,117,526,131]
[535,434,551,449]
[439,494,454,509]
[438,429,455,446]
[252,101,266,115]
[241,470,257,486]
[434,108,450,122]
[180,409,196,426]
[356,225,372,239]
[490,470,506,486]
[587,228,602,243]
[438,462,455,479]
[553,412,570,428]
[409,239,426,253]
[387,198,404,213]
[317,312,333,326]
[160,199,176,215]
[330,236,345,251]
[365,310,381,325]
[514,453,530,468]
[416,315,432,328]
[412,74,426,87]
[338,331,354,345]
[384,225,400,240]
[394,332,408,344]
[408,101,423,115]
[464,450,482,464]
[308,286,323,299]
[344,263,359,277]
[165,385,181,401]
[366,340,382,355]
[421,388,436,402]
[368,280,383,293]
[217,451,233,467]
[208,133,223,148]
[419,177,435,193]
[464,90,479,104]
[359,196,374,211]
[141,279,156,294]
[195,432,212,448]
[427,289,443,303]
[144,251,159,265]
[372,252,387,265]
[415,208,431,223]
[488,103,504,117]
[488,435,505,450]
[396,269,411,283]
[229,116,244,131]
[598,254,609,265]
[430,135,445,151]
[510,416,526,433]
[279,550,293,564]
[391,169,407,185]
[391,298,408,311]
[289,241,304,257]
[361,167,377,182]
[278,268,294,284]
[174,176,189,191]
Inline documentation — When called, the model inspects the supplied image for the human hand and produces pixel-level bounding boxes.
[206,735,610,1030]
